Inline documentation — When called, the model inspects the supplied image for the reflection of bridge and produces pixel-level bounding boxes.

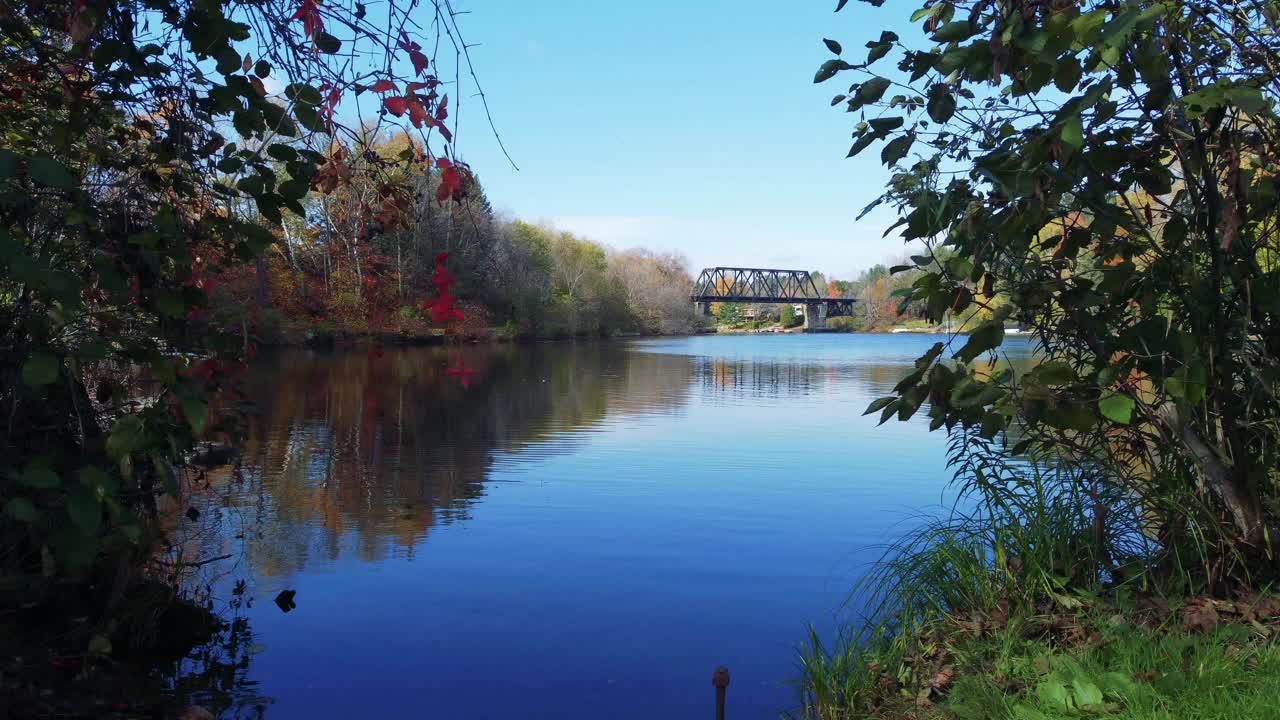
[691,267,855,330]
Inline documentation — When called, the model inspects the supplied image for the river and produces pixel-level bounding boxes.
[190,333,1035,719]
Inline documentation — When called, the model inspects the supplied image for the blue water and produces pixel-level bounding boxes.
[203,333,1034,718]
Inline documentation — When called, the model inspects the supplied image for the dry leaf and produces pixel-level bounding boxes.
[930,665,956,691]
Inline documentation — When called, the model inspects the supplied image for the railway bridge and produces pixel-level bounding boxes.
[690,267,855,330]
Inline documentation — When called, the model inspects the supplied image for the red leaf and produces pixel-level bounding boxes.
[445,358,478,388]
[292,0,324,37]
[410,50,429,76]
[438,123,452,143]
[368,79,397,93]
[406,81,434,93]
[408,100,430,129]
[397,31,420,54]
[382,96,408,116]
[436,165,461,204]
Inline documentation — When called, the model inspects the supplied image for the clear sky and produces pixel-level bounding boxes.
[445,0,925,280]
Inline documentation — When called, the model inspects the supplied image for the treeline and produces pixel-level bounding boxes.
[212,133,698,342]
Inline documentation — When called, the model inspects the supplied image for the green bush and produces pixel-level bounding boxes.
[781,304,804,328]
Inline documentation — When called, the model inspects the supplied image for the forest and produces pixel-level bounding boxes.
[209,132,701,342]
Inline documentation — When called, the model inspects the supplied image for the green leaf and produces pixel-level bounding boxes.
[881,133,915,165]
[1061,113,1084,149]
[863,396,896,416]
[1072,678,1103,707]
[1036,679,1072,709]
[1225,85,1268,115]
[823,38,842,54]
[868,116,903,133]
[926,84,956,123]
[1011,704,1053,720]
[106,416,145,458]
[1054,57,1082,93]
[1098,392,1135,424]
[878,399,901,426]
[847,133,879,158]
[910,7,934,23]
[859,77,892,103]
[814,58,849,84]
[1098,671,1137,694]
[5,498,39,523]
[955,321,1005,363]
[1099,4,1162,48]
[1044,397,1095,430]
[22,352,59,386]
[27,156,75,189]
[315,32,342,54]
[294,104,324,133]
[88,634,112,655]
[1030,361,1075,386]
[267,143,298,162]
[183,398,208,435]
[931,21,975,43]
[215,46,241,75]
[67,486,101,534]
[20,467,60,489]
[866,42,891,65]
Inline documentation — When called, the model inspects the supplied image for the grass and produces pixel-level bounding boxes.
[949,605,1280,720]
[799,592,1280,720]
[795,431,1280,719]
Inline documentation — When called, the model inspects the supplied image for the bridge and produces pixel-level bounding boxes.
[691,267,855,330]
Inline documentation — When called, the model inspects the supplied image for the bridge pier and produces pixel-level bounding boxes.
[694,301,712,316]
[803,302,827,331]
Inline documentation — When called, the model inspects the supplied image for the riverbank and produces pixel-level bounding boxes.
[802,592,1280,719]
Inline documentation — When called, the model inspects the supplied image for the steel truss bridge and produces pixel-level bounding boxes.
[690,267,855,328]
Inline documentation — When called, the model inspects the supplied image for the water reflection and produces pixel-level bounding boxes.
[227,343,695,579]
[215,334,1036,720]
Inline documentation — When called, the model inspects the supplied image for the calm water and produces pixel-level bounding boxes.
[197,334,1034,718]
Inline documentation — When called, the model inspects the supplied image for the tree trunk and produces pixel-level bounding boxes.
[1156,403,1265,545]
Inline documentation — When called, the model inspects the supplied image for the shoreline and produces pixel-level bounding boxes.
[269,325,973,350]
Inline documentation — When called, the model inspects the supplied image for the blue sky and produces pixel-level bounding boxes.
[445,0,925,280]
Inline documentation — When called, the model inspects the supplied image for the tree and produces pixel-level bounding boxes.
[716,302,744,325]
[0,0,484,645]
[606,249,698,334]
[781,303,802,328]
[822,1,1280,570]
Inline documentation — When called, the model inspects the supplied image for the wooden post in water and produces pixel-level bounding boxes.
[712,666,730,720]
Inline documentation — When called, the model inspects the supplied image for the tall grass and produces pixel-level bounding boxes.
[796,427,1166,718]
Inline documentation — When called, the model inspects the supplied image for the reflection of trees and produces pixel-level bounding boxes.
[702,358,828,398]
[224,343,692,579]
